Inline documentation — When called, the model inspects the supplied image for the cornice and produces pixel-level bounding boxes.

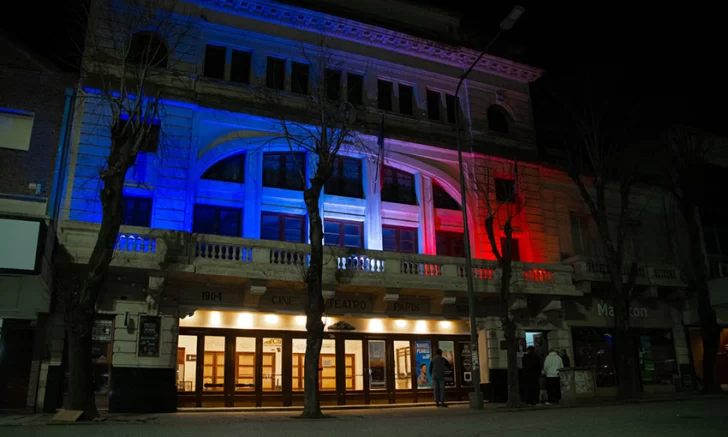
[195,0,543,83]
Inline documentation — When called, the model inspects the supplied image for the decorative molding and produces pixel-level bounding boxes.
[196,0,543,83]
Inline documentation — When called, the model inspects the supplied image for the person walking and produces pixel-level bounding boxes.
[543,348,564,405]
[560,349,571,368]
[430,349,451,407]
[522,346,541,406]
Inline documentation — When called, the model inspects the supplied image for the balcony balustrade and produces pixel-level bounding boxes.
[564,255,685,288]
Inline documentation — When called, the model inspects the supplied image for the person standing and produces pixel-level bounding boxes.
[560,349,571,368]
[522,346,541,406]
[543,348,564,405]
[430,349,451,407]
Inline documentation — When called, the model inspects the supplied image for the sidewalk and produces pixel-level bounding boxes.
[1,392,725,426]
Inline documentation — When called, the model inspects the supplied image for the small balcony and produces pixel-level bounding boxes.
[57,221,578,296]
[563,255,686,289]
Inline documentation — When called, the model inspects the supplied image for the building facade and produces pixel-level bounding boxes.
[48,0,690,412]
[0,32,75,411]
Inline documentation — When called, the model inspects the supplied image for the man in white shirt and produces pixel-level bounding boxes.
[542,348,564,404]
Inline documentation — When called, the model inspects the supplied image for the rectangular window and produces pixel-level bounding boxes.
[266,57,285,90]
[113,118,160,153]
[436,231,464,257]
[193,204,242,237]
[234,337,256,392]
[0,109,34,151]
[398,84,414,116]
[292,339,337,391]
[345,340,363,391]
[203,45,226,80]
[325,69,341,100]
[291,62,309,95]
[324,220,363,248]
[262,338,282,392]
[260,213,305,243]
[433,183,460,210]
[499,236,521,261]
[325,157,363,198]
[382,226,418,253]
[572,328,616,387]
[426,90,441,121]
[177,335,197,392]
[569,213,591,256]
[347,73,364,106]
[446,94,458,124]
[368,340,386,390]
[394,340,412,390]
[495,178,515,203]
[377,79,393,111]
[230,50,251,84]
[381,166,417,205]
[203,336,225,392]
[121,196,152,227]
[262,152,305,190]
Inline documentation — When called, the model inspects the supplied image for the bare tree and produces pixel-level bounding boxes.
[61,0,191,419]
[255,41,370,418]
[475,157,526,407]
[662,125,722,393]
[543,67,647,399]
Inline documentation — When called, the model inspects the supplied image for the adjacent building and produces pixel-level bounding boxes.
[45,0,691,412]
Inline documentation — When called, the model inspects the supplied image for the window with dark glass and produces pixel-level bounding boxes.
[382,226,417,253]
[203,44,226,80]
[201,153,245,183]
[113,118,160,153]
[262,152,305,190]
[193,205,241,237]
[499,237,520,261]
[377,80,393,111]
[495,178,515,203]
[325,157,362,198]
[572,328,617,387]
[230,50,251,84]
[121,196,152,227]
[426,90,441,121]
[398,84,413,116]
[347,73,364,105]
[324,220,363,248]
[381,166,417,205]
[127,32,168,68]
[487,105,510,134]
[446,94,458,124]
[325,69,341,100]
[266,57,285,90]
[291,62,309,95]
[261,213,305,243]
[433,183,460,210]
[436,231,464,257]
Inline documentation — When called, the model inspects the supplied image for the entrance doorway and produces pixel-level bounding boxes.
[0,319,34,410]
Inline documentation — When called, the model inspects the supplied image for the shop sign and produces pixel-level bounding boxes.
[325,294,373,315]
[457,341,473,387]
[386,298,430,316]
[415,341,432,389]
[137,316,161,357]
[439,341,456,387]
[179,288,245,307]
[597,302,648,318]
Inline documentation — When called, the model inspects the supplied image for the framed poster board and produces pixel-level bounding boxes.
[137,316,161,357]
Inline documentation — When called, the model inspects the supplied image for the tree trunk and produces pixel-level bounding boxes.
[302,186,325,418]
[64,302,99,418]
[501,261,522,407]
[684,204,721,393]
[611,275,639,399]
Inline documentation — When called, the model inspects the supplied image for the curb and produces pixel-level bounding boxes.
[177,401,471,413]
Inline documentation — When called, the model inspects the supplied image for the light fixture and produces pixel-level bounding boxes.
[368,318,384,333]
[209,311,221,327]
[264,314,279,325]
[237,313,253,329]
[295,315,307,327]
[415,320,427,333]
[396,319,408,328]
[439,320,452,329]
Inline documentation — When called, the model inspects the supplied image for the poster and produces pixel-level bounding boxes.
[440,341,456,387]
[137,316,161,357]
[458,341,473,387]
[415,341,432,389]
[368,340,386,390]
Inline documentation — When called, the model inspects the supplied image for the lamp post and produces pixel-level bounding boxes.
[455,6,525,410]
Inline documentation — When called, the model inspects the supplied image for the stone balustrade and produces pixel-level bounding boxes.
[58,221,579,295]
[564,255,685,288]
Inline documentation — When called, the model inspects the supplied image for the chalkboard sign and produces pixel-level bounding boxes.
[137,316,161,357]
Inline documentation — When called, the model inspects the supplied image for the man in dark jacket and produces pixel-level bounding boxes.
[430,349,451,407]
[522,346,541,405]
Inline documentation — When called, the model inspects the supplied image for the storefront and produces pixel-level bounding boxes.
[565,297,688,393]
[177,310,471,407]
[686,306,728,390]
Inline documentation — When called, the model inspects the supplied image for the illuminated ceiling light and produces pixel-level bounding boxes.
[439,320,452,329]
[295,315,307,327]
[209,311,221,327]
[237,313,253,329]
[264,314,280,325]
[396,319,408,328]
[369,318,384,333]
[415,320,427,333]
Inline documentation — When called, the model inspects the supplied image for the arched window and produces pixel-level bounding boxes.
[432,182,460,210]
[201,153,245,183]
[127,32,169,68]
[487,105,510,134]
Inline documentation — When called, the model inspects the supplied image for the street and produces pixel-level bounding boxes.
[5,398,727,437]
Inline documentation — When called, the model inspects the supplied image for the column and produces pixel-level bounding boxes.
[420,176,436,255]
[243,150,262,239]
[364,159,382,250]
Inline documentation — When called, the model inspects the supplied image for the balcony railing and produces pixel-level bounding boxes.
[564,255,685,288]
[58,222,578,295]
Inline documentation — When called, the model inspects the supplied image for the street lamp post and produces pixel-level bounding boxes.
[455,6,525,410]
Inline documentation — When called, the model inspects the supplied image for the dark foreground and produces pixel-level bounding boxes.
[5,398,727,437]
